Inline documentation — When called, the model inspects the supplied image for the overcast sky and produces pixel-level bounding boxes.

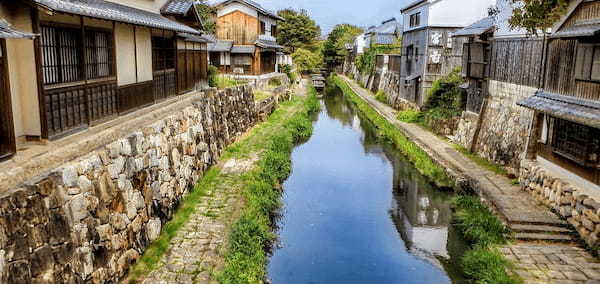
[255,0,414,34]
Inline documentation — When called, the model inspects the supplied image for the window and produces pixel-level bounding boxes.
[260,21,266,35]
[406,45,413,74]
[575,43,600,81]
[409,12,421,28]
[272,25,277,37]
[41,26,114,85]
[549,117,600,166]
[152,36,175,71]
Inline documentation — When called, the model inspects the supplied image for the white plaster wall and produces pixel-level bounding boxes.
[217,2,258,18]
[136,27,153,82]
[258,14,277,40]
[429,0,496,27]
[403,4,430,32]
[355,33,367,54]
[115,23,137,86]
[105,0,168,13]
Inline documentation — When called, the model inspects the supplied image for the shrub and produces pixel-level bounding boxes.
[462,247,519,284]
[397,110,422,123]
[281,64,297,82]
[422,67,465,119]
[452,195,510,246]
[375,90,387,104]
[208,65,219,87]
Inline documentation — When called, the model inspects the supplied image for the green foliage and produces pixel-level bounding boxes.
[292,48,323,74]
[375,90,387,104]
[276,9,321,53]
[452,195,510,247]
[268,78,282,88]
[195,3,217,34]
[208,65,219,87]
[453,144,509,177]
[333,75,454,188]
[397,110,422,123]
[281,64,297,82]
[253,91,272,102]
[462,248,520,284]
[355,42,401,75]
[322,24,363,67]
[423,67,465,115]
[215,75,239,89]
[219,87,319,284]
[509,0,570,34]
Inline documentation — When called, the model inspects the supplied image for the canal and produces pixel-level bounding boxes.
[267,85,468,283]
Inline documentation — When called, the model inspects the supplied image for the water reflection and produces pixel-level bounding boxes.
[267,86,466,284]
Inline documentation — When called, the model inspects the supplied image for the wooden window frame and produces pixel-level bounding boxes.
[410,12,421,28]
[575,42,600,83]
[260,21,266,35]
[548,117,600,167]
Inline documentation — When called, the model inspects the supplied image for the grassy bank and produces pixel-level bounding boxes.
[332,75,454,188]
[218,86,319,283]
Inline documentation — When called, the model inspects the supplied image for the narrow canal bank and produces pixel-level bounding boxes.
[268,83,469,283]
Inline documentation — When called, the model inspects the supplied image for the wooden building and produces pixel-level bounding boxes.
[0,0,208,162]
[519,0,600,188]
[208,0,284,75]
[399,0,494,108]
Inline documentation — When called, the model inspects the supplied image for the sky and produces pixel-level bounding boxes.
[254,0,414,34]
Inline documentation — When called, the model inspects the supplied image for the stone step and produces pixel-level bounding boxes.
[504,213,570,228]
[513,232,575,243]
[510,224,575,234]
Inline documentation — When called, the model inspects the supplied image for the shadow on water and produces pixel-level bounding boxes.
[267,85,468,283]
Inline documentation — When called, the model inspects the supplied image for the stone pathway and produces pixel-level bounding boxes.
[140,175,243,284]
[338,75,600,283]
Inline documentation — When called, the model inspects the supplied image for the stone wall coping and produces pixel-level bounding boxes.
[0,85,252,194]
[528,158,600,200]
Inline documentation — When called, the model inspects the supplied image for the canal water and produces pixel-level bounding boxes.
[267,85,468,283]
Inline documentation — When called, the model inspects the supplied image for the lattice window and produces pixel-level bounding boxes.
[550,117,599,165]
[152,36,176,71]
[85,30,113,80]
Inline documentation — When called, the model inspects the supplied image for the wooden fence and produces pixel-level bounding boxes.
[489,38,544,88]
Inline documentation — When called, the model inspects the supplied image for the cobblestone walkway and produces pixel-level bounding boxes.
[338,75,600,283]
[140,176,243,284]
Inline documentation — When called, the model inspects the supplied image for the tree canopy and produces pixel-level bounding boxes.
[509,0,570,34]
[322,24,363,68]
[276,9,321,53]
[292,47,323,74]
[195,2,218,34]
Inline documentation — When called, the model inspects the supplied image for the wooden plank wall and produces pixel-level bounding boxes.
[489,38,544,88]
[217,10,259,45]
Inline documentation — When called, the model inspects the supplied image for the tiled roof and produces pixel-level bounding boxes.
[178,32,211,43]
[207,35,233,52]
[551,23,600,38]
[255,39,283,50]
[375,33,397,45]
[231,45,255,54]
[32,0,199,34]
[0,19,36,39]
[211,0,283,20]
[454,16,494,37]
[161,0,194,15]
[518,90,600,127]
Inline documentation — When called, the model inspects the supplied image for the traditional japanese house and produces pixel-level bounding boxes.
[0,0,208,162]
[518,0,600,189]
[399,0,494,108]
[211,0,284,75]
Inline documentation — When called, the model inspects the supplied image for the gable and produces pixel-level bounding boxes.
[217,2,258,19]
[556,0,600,32]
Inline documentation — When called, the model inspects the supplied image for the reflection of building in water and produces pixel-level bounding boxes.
[388,150,454,266]
[323,87,354,126]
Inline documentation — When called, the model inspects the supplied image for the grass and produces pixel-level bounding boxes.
[218,84,320,283]
[253,90,273,102]
[332,75,454,188]
[375,90,388,104]
[397,110,422,123]
[453,144,509,177]
[216,75,240,89]
[451,195,519,284]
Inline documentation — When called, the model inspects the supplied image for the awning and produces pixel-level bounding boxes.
[231,45,256,54]
[551,23,600,38]
[255,39,284,50]
[517,90,600,127]
[0,20,36,39]
[405,74,421,81]
[32,0,199,34]
[178,32,212,43]
[453,16,494,37]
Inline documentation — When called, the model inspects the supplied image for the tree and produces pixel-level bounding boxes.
[196,2,218,34]
[277,9,321,53]
[509,0,571,34]
[322,24,363,68]
[292,48,323,74]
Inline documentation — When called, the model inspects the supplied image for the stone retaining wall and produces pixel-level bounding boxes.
[0,85,263,282]
[520,159,600,248]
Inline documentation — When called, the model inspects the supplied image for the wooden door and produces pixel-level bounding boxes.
[0,40,16,161]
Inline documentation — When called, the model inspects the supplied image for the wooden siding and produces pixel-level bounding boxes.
[117,81,154,114]
[489,38,544,88]
[562,1,600,29]
[545,39,600,101]
[0,39,15,161]
[216,10,259,45]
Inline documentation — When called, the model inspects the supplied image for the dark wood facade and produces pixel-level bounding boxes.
[489,38,545,88]
[0,39,15,161]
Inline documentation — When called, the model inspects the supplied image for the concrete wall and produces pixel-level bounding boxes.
[0,85,261,283]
